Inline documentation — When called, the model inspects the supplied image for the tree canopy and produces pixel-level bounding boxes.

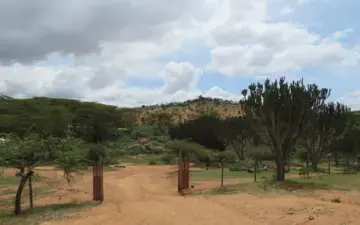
[240,77,330,181]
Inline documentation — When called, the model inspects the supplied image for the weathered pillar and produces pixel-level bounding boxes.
[182,160,190,190]
[93,164,104,201]
[178,160,190,192]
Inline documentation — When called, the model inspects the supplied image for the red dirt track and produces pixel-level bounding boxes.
[7,165,360,225]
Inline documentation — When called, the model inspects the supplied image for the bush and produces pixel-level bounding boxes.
[161,154,174,165]
[149,160,157,165]
[229,161,252,172]
[149,136,169,143]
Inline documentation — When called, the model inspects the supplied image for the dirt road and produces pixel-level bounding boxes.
[41,165,360,225]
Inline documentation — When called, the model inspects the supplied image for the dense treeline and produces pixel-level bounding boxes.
[0,97,125,140]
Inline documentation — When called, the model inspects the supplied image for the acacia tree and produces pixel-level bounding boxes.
[245,146,272,182]
[0,133,46,215]
[168,115,228,187]
[0,133,86,215]
[241,77,330,181]
[217,116,253,161]
[213,149,236,187]
[300,102,353,171]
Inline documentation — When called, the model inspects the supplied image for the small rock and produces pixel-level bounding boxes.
[308,215,315,220]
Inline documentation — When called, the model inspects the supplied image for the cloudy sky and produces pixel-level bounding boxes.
[0,0,359,108]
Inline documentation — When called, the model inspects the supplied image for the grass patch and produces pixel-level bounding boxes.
[272,179,330,191]
[196,182,262,195]
[0,186,53,197]
[190,168,280,181]
[290,173,360,190]
[196,173,360,196]
[0,201,100,225]
[0,176,20,187]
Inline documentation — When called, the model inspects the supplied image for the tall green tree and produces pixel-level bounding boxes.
[72,103,122,143]
[300,102,353,171]
[240,77,330,181]
[217,116,253,161]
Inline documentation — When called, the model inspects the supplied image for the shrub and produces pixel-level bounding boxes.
[149,160,157,165]
[331,197,341,203]
[161,154,174,165]
[229,161,252,172]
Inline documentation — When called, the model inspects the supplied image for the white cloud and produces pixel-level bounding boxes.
[162,62,201,94]
[209,20,359,76]
[0,0,358,107]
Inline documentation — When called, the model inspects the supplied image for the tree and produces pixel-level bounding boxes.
[217,116,253,161]
[72,102,122,143]
[214,149,237,187]
[300,102,353,171]
[293,147,309,167]
[241,77,330,181]
[331,127,360,173]
[0,133,86,215]
[0,133,46,215]
[245,146,272,182]
[169,115,227,187]
[167,140,210,161]
[167,140,210,191]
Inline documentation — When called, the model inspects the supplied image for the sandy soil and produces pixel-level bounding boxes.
[4,165,360,225]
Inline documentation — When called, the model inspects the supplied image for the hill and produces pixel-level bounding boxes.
[123,96,243,124]
[0,95,243,127]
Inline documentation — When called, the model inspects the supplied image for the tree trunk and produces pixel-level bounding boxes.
[310,156,321,172]
[28,173,33,209]
[306,152,309,168]
[328,157,331,175]
[206,163,209,170]
[334,152,339,167]
[220,161,224,187]
[275,158,285,181]
[254,160,257,182]
[15,171,32,215]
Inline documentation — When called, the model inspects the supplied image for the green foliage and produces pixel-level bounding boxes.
[166,140,210,160]
[160,154,175,164]
[0,97,124,142]
[300,101,353,170]
[0,133,46,169]
[216,116,253,161]
[294,148,308,163]
[330,197,341,203]
[229,161,253,172]
[240,77,330,181]
[87,144,107,164]
[169,115,226,151]
[245,145,272,161]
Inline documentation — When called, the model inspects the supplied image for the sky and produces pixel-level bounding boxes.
[0,0,359,109]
